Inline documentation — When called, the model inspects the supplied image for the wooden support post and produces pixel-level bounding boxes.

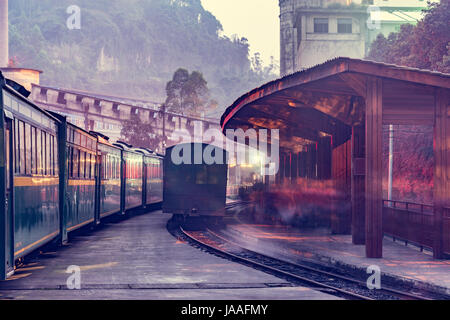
[318,136,332,180]
[306,144,317,179]
[433,88,449,259]
[331,137,351,235]
[291,153,298,184]
[365,77,383,258]
[352,125,366,245]
[299,151,306,178]
[279,154,285,184]
[285,153,291,183]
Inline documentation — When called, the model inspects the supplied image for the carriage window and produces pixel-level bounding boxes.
[103,155,107,180]
[80,151,86,179]
[136,161,139,179]
[138,162,142,179]
[46,132,51,176]
[83,152,88,179]
[116,157,120,179]
[31,127,37,175]
[14,118,19,174]
[36,129,42,175]
[100,155,104,179]
[137,161,141,179]
[135,162,139,179]
[131,160,134,179]
[110,157,114,180]
[42,132,47,175]
[19,121,25,175]
[53,136,58,176]
[72,148,79,178]
[110,155,114,179]
[91,154,95,179]
[68,128,74,143]
[147,162,153,181]
[49,134,53,176]
[86,153,91,179]
[25,123,32,175]
[68,147,73,177]
[109,156,113,180]
[75,132,80,146]
[91,153,95,179]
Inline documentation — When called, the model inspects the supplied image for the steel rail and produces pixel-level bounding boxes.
[207,227,433,301]
[179,226,373,300]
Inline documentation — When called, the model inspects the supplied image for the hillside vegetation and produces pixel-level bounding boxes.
[9,0,278,117]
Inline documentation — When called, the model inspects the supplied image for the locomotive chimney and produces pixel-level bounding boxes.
[0,0,8,67]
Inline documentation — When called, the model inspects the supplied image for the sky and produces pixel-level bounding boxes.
[200,0,280,67]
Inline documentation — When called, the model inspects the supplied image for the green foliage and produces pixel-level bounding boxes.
[367,1,450,73]
[9,0,278,116]
[165,68,214,116]
[120,113,160,150]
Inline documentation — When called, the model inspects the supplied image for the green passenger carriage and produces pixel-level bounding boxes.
[1,76,60,277]
[0,73,164,280]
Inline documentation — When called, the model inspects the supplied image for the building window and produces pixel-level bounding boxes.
[314,18,328,33]
[338,18,352,33]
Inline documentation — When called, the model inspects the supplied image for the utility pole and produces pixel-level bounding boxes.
[0,0,9,67]
[388,124,394,203]
[161,104,166,154]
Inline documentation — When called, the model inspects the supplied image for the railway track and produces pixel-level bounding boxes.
[178,226,435,300]
[168,201,448,300]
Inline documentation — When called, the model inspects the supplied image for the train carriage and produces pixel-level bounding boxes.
[144,153,163,206]
[1,76,61,278]
[0,73,164,280]
[95,135,122,219]
[134,148,163,207]
[114,142,144,212]
[163,143,228,217]
[64,123,98,234]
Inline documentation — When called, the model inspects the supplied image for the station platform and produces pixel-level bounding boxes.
[224,222,450,296]
[0,211,338,300]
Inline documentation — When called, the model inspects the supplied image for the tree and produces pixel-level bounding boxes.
[367,1,450,73]
[120,113,160,150]
[165,68,213,117]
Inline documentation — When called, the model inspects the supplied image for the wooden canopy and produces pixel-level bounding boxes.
[221,57,450,259]
[221,57,449,151]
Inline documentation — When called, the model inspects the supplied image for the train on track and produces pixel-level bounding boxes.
[163,143,228,222]
[0,73,163,279]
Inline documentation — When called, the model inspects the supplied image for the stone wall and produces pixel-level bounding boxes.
[30,84,220,153]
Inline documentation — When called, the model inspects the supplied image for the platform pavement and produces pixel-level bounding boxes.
[225,223,450,296]
[0,211,339,300]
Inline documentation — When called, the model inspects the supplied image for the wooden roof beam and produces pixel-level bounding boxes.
[338,73,367,98]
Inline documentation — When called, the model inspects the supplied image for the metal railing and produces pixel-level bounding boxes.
[382,200,434,252]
